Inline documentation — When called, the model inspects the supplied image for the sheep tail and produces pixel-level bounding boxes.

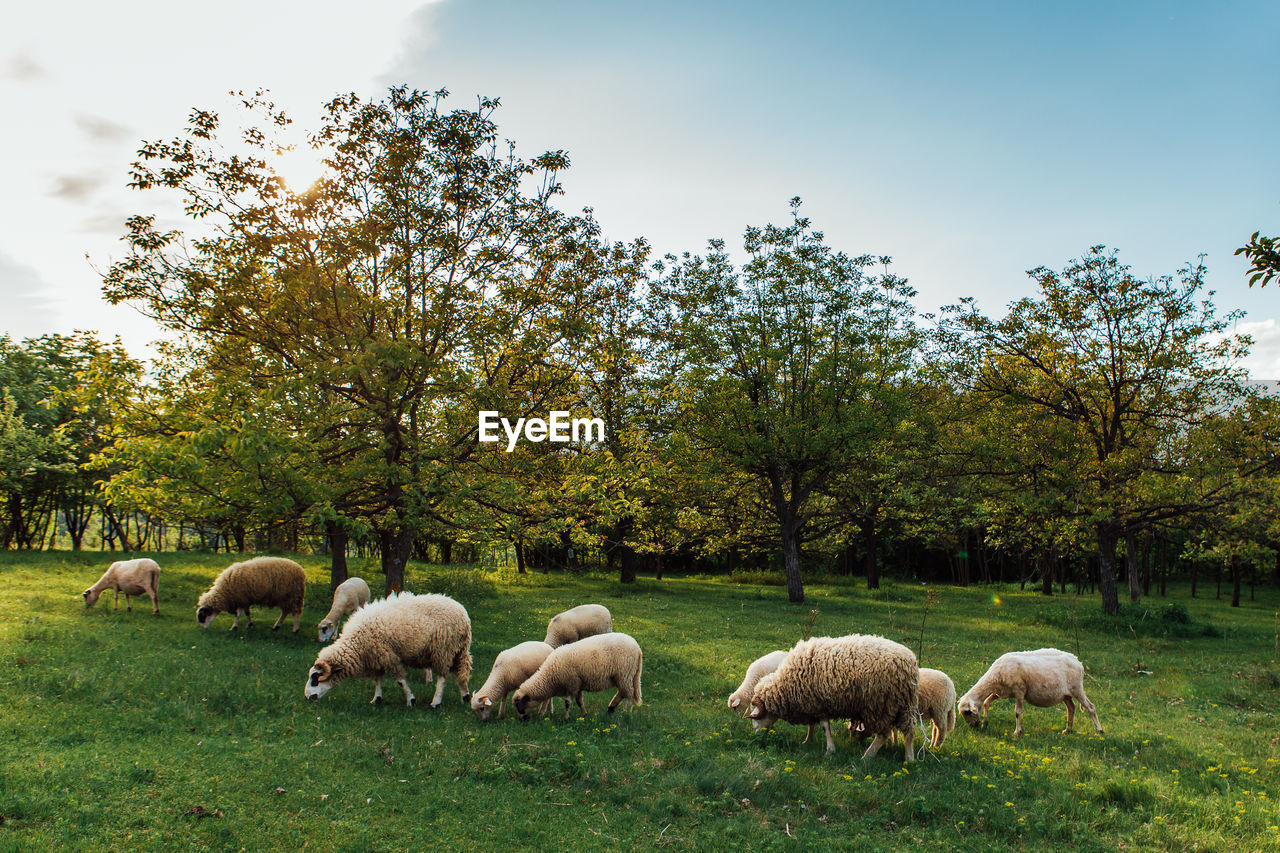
[632,649,643,706]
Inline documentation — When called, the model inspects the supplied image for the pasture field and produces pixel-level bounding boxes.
[1,552,1278,852]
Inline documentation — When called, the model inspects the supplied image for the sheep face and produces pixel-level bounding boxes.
[196,606,218,628]
[747,701,778,732]
[305,660,342,701]
[82,588,101,608]
[512,691,533,720]
[317,620,337,643]
[958,696,984,728]
[471,694,496,721]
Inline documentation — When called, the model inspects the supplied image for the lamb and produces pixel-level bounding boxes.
[196,556,306,633]
[544,603,613,648]
[317,577,371,642]
[305,591,472,708]
[957,648,1103,737]
[82,558,161,614]
[470,640,555,720]
[512,631,642,720]
[747,634,919,761]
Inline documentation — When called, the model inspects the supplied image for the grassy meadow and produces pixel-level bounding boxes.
[1,551,1279,851]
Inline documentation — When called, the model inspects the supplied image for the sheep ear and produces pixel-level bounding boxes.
[746,705,762,719]
[729,697,741,708]
[482,697,493,707]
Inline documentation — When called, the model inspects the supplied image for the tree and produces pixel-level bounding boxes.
[104,87,627,592]
[945,247,1251,614]
[651,201,919,602]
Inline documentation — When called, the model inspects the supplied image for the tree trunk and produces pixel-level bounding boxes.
[782,528,805,603]
[440,538,453,565]
[381,527,412,595]
[1125,528,1141,604]
[515,538,527,575]
[1230,556,1241,608]
[326,520,349,589]
[233,524,246,553]
[861,519,879,590]
[1041,549,1053,596]
[1097,525,1121,615]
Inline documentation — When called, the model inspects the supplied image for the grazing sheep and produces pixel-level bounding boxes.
[512,632,642,720]
[82,558,161,614]
[918,668,957,748]
[729,650,816,745]
[317,577,371,642]
[958,648,1103,737]
[748,634,919,761]
[471,641,555,720]
[305,592,472,708]
[544,604,613,648]
[196,556,306,633]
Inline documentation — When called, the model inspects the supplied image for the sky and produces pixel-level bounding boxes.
[3,1,1279,372]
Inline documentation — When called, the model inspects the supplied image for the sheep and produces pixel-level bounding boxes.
[918,667,957,748]
[305,591,472,708]
[957,648,1103,737]
[728,650,817,744]
[317,577,371,642]
[544,603,612,648]
[196,556,306,633]
[82,558,161,614]
[512,631,642,720]
[747,634,919,761]
[470,640,555,720]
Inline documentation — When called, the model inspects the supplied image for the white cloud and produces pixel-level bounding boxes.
[0,250,59,339]
[1232,318,1280,380]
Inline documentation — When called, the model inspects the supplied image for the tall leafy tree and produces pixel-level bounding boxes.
[944,247,1250,613]
[652,201,919,602]
[104,87,625,592]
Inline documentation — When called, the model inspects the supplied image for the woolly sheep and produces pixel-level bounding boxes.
[512,631,642,720]
[748,634,919,761]
[196,556,306,632]
[317,577,371,642]
[471,640,555,720]
[82,558,161,614]
[305,591,472,708]
[544,604,613,648]
[957,648,1103,737]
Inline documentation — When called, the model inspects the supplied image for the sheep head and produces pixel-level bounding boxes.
[958,695,987,728]
[195,606,217,628]
[317,620,336,643]
[470,694,495,721]
[747,700,778,732]
[305,660,343,701]
[82,588,101,608]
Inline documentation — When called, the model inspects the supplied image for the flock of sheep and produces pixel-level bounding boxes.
[81,555,1104,760]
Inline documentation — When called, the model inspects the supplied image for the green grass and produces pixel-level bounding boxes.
[2,551,1279,851]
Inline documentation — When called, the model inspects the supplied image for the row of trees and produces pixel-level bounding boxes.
[4,88,1278,615]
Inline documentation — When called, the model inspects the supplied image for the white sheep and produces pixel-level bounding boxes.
[305,591,472,708]
[512,631,642,720]
[748,634,919,761]
[196,556,306,632]
[317,577,371,642]
[82,558,161,614]
[544,604,613,648]
[957,648,1103,737]
[918,667,957,748]
[471,640,555,720]
[729,650,817,745]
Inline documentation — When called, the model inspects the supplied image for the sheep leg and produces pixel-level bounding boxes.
[931,721,942,749]
[113,590,120,611]
[575,693,586,717]
[147,587,159,614]
[244,608,253,628]
[229,610,241,630]
[1013,698,1023,737]
[371,679,384,705]
[497,698,506,719]
[902,725,915,762]
[821,720,836,755]
[608,691,622,713]
[291,610,301,633]
[802,725,813,745]
[125,594,132,612]
[429,674,448,709]
[861,734,887,761]
[398,677,415,707]
[1074,688,1104,734]
[1062,696,1076,733]
[271,610,285,630]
